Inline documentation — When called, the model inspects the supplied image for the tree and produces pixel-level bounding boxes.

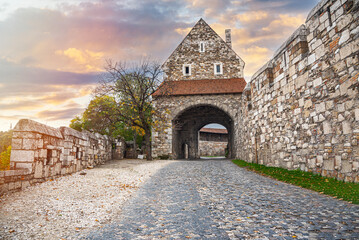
[93,59,170,160]
[70,96,144,146]
[0,130,13,153]
[0,146,11,170]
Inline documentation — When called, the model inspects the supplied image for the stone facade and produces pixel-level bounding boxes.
[0,119,119,194]
[152,94,242,159]
[238,0,359,182]
[162,18,244,81]
[153,18,245,159]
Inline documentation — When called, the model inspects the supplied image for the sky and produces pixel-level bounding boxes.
[0,0,320,131]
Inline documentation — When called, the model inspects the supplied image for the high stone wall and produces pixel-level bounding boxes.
[238,0,359,182]
[0,119,116,194]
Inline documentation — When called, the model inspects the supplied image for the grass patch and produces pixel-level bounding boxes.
[232,159,359,204]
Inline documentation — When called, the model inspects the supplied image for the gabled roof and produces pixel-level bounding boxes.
[162,18,245,68]
[200,128,228,134]
[152,78,247,96]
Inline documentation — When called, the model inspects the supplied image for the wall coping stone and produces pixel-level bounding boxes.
[60,126,87,140]
[306,0,330,22]
[14,119,63,139]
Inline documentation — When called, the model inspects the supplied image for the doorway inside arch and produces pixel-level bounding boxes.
[199,124,228,159]
[172,105,234,160]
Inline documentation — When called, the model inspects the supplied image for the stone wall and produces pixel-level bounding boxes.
[199,141,227,156]
[152,94,242,159]
[0,119,115,194]
[162,18,244,81]
[238,0,359,182]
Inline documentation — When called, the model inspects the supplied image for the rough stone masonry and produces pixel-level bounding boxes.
[153,0,359,182]
[0,119,125,194]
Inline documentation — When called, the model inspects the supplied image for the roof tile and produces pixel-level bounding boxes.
[153,78,247,96]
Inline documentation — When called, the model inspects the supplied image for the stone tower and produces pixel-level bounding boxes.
[152,18,246,159]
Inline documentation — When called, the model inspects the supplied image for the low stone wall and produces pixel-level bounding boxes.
[0,119,115,194]
[199,140,227,156]
[238,0,359,182]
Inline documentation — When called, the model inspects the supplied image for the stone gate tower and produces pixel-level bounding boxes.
[152,19,246,159]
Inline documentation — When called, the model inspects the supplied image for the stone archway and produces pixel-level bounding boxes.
[172,104,234,160]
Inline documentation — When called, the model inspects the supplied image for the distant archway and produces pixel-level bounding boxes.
[198,124,228,158]
[172,105,234,159]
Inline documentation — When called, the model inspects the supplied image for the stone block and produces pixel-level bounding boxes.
[313,77,323,87]
[15,163,33,172]
[340,161,353,173]
[325,100,334,110]
[308,53,316,65]
[339,29,350,45]
[355,108,359,121]
[54,163,61,175]
[39,149,47,158]
[340,43,353,59]
[337,14,352,32]
[8,182,15,191]
[22,181,30,189]
[323,158,334,170]
[11,138,22,150]
[323,121,332,134]
[37,139,43,148]
[10,150,35,163]
[14,181,21,189]
[23,138,37,150]
[304,99,312,109]
[34,161,43,179]
[316,102,326,113]
[342,121,352,135]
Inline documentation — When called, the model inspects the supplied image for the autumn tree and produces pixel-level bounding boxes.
[71,59,171,160]
[70,95,144,146]
[93,59,170,160]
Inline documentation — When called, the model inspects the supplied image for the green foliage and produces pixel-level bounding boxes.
[0,146,11,170]
[70,96,144,146]
[0,130,13,153]
[232,159,359,204]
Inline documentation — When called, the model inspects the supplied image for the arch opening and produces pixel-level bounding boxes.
[198,124,228,159]
[172,104,235,160]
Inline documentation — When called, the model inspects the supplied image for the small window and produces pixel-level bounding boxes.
[214,63,223,75]
[199,42,205,52]
[183,64,191,76]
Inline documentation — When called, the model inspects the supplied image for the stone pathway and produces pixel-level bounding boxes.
[85,160,359,239]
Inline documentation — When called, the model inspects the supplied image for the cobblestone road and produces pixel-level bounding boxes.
[86,160,359,239]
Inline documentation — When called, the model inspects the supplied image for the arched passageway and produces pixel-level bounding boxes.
[172,105,234,159]
[198,124,228,158]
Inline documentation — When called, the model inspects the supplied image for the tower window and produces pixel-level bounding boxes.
[199,42,205,52]
[183,64,191,76]
[214,63,223,75]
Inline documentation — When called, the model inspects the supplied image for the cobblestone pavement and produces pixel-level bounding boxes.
[86,160,359,239]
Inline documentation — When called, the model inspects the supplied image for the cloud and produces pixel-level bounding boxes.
[236,11,269,23]
[262,14,305,32]
[36,107,84,121]
[238,46,273,77]
[55,48,104,72]
[0,100,43,111]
